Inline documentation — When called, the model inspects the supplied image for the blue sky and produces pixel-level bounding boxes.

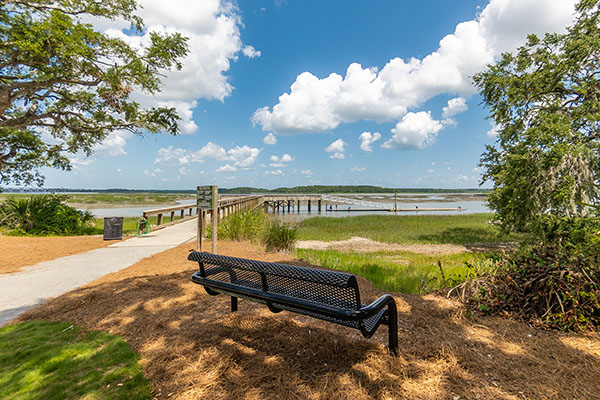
[41,0,577,190]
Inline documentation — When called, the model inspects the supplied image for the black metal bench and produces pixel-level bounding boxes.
[188,251,398,354]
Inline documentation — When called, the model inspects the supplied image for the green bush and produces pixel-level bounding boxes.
[205,210,268,241]
[0,195,94,235]
[459,216,600,331]
[262,221,298,252]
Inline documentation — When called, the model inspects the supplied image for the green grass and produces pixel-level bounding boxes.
[296,249,484,294]
[298,213,523,244]
[0,193,193,206]
[0,321,151,400]
[92,215,185,235]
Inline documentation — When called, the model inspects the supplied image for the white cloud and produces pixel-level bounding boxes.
[351,166,365,172]
[442,97,468,119]
[154,146,197,165]
[325,139,347,159]
[92,131,132,157]
[143,169,155,177]
[178,167,191,175]
[269,153,294,167]
[266,169,284,176]
[225,145,261,167]
[252,0,575,134]
[242,45,261,58]
[216,164,237,172]
[69,156,95,166]
[359,131,381,152]
[301,169,313,176]
[382,111,443,150]
[154,142,261,168]
[94,0,255,135]
[487,121,501,138]
[263,133,277,145]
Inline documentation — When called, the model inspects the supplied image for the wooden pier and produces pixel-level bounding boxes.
[143,194,466,227]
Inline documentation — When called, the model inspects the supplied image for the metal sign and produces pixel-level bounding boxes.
[196,185,214,209]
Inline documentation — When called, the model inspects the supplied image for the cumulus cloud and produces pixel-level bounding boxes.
[382,111,444,149]
[263,133,277,145]
[351,166,365,172]
[325,139,346,159]
[92,0,254,138]
[441,97,468,119]
[301,169,313,176]
[154,142,261,168]
[266,169,284,176]
[487,121,501,138]
[359,131,382,152]
[269,153,294,167]
[242,45,261,58]
[252,0,575,135]
[92,131,132,157]
[216,164,237,172]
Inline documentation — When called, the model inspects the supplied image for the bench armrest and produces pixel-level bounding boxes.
[356,294,396,318]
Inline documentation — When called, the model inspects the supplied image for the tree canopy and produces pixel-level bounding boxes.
[0,0,188,186]
[474,0,600,232]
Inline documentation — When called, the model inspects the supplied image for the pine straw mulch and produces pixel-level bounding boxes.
[0,234,114,274]
[15,240,600,400]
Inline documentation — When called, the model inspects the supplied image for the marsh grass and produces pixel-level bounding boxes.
[0,193,194,206]
[296,249,484,294]
[263,221,298,251]
[298,213,523,244]
[204,210,268,241]
[0,321,151,400]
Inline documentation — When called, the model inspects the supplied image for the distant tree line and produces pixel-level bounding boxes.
[1,186,489,194]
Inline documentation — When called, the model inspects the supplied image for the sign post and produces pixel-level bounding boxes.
[196,185,217,251]
[212,185,218,254]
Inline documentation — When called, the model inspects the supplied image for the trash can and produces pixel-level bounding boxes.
[103,217,123,240]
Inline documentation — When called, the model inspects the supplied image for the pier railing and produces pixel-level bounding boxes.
[142,195,264,227]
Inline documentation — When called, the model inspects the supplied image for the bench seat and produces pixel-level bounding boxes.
[188,251,398,354]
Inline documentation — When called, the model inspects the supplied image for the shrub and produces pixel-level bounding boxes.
[262,221,298,252]
[205,210,268,241]
[455,216,600,331]
[0,194,95,235]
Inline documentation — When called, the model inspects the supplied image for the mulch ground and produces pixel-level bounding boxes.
[13,239,600,399]
[0,235,114,274]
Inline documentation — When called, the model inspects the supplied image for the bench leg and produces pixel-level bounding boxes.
[231,296,238,312]
[387,301,398,355]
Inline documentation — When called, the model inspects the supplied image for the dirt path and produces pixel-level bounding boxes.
[0,235,113,274]
[297,236,488,254]
[14,239,600,400]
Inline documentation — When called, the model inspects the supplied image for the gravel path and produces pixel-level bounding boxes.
[0,219,198,326]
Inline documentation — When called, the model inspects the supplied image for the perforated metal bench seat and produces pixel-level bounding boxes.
[188,251,398,354]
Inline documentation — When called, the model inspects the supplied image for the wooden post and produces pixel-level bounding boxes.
[308,200,311,212]
[212,185,218,254]
[196,209,203,250]
[170,211,175,221]
[157,213,163,225]
[297,200,300,212]
[318,199,322,212]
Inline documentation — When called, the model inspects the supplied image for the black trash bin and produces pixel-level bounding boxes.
[103,216,123,240]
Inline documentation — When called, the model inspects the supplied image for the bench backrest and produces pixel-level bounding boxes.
[188,252,361,310]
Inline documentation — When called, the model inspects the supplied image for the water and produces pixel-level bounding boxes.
[82,199,196,217]
[81,194,489,219]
